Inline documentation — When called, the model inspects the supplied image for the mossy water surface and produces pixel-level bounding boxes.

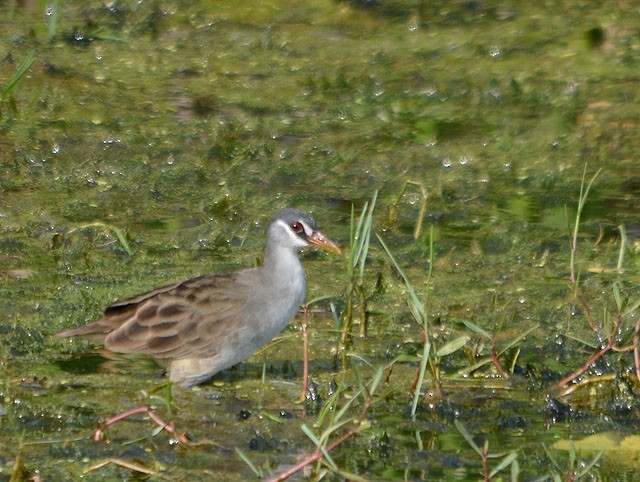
[1,1,639,480]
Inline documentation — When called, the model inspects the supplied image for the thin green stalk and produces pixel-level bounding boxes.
[412,343,430,419]
[340,191,377,350]
[235,447,263,477]
[1,50,36,100]
[569,165,602,286]
[356,191,377,281]
[378,227,440,418]
[301,424,339,471]
[410,225,435,418]
[460,322,538,375]
[270,365,384,482]
[456,420,520,481]
[424,224,435,329]
[617,224,627,272]
[377,235,424,320]
[68,222,133,255]
[388,180,428,239]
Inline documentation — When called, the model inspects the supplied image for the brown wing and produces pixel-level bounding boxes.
[57,274,251,360]
[56,279,187,340]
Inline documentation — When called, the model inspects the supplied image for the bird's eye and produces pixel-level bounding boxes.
[290,222,304,233]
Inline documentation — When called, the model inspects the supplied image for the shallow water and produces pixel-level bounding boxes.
[1,1,639,480]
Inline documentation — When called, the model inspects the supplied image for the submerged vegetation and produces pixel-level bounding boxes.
[0,49,35,116]
[6,167,636,481]
[1,0,639,481]
[338,191,377,353]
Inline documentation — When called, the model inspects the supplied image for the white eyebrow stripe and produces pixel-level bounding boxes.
[276,218,314,237]
[276,219,307,241]
[275,219,292,234]
[299,220,314,236]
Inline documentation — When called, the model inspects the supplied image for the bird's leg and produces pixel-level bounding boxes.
[299,304,310,406]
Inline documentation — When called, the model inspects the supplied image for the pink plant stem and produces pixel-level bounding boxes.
[482,443,489,482]
[491,339,508,378]
[94,406,151,441]
[267,388,374,482]
[552,311,622,390]
[552,343,611,391]
[94,405,189,444]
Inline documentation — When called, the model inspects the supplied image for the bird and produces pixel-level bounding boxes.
[56,208,341,388]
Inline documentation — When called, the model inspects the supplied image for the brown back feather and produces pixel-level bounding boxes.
[57,273,251,360]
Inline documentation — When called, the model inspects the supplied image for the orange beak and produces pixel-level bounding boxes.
[307,230,341,255]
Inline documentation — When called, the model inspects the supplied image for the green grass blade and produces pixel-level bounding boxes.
[510,457,520,482]
[489,451,519,477]
[347,203,356,276]
[436,335,470,357]
[460,324,538,374]
[316,383,343,427]
[498,324,538,354]
[1,50,36,100]
[454,419,482,455]
[357,191,377,279]
[575,450,603,477]
[351,201,367,267]
[410,342,430,419]
[70,222,133,255]
[623,297,640,318]
[110,225,134,255]
[335,470,370,482]
[617,223,627,271]
[377,235,424,321]
[301,424,339,471]
[318,417,354,446]
[235,447,263,477]
[460,319,493,340]
[612,282,623,311]
[330,392,358,427]
[367,366,385,397]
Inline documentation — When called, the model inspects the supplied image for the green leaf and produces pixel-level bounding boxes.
[1,50,36,100]
[301,424,338,471]
[460,319,493,340]
[489,451,519,477]
[235,448,262,477]
[455,419,482,455]
[436,335,471,357]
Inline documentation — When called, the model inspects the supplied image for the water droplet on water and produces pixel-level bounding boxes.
[423,85,437,97]
[423,138,437,147]
[407,13,419,32]
[459,155,471,165]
